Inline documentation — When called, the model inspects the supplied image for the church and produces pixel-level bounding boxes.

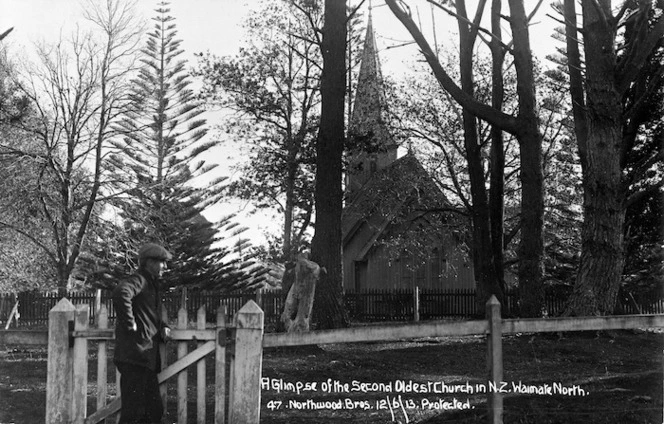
[341,11,475,292]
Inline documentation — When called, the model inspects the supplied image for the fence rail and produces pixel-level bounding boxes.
[2,287,663,328]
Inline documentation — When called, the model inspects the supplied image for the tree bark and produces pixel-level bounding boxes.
[565,0,625,316]
[507,0,544,317]
[310,0,350,329]
[283,160,296,261]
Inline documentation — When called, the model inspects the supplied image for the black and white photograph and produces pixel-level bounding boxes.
[0,0,662,423]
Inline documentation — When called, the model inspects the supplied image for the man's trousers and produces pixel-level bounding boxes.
[116,363,163,424]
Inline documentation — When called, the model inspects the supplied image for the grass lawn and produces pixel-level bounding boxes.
[0,329,661,423]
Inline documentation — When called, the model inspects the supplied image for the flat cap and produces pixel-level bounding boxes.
[138,243,173,262]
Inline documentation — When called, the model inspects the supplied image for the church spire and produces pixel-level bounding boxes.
[347,8,397,197]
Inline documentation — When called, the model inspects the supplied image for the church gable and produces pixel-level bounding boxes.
[343,154,457,257]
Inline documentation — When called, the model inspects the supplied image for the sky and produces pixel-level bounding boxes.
[0,0,561,247]
[0,0,251,58]
[0,0,560,74]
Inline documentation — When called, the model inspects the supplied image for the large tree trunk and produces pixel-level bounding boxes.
[565,1,625,316]
[516,125,545,317]
[567,122,625,315]
[310,0,349,329]
[508,0,544,317]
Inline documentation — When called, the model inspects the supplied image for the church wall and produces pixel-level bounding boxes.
[344,237,475,291]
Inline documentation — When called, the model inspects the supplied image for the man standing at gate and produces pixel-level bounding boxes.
[113,243,173,424]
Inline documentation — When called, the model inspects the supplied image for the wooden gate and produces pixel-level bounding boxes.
[45,298,264,424]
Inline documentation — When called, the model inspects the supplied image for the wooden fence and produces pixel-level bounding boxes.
[4,287,664,328]
[45,297,260,424]
[0,290,274,328]
[44,296,664,424]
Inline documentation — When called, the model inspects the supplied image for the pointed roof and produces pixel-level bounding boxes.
[349,10,394,147]
[346,10,399,198]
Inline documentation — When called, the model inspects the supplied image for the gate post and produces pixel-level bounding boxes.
[72,305,89,424]
[46,298,76,424]
[215,305,228,424]
[197,306,207,424]
[229,300,264,424]
[160,308,169,417]
[486,295,503,424]
[96,305,109,419]
[177,307,188,424]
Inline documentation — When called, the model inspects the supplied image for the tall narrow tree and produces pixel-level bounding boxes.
[112,2,258,289]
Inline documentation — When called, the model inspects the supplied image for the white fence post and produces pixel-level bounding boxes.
[46,298,76,424]
[229,300,264,424]
[96,305,109,423]
[414,286,420,322]
[160,307,169,418]
[177,307,188,424]
[486,295,503,424]
[197,306,207,424]
[72,305,89,424]
[215,305,227,424]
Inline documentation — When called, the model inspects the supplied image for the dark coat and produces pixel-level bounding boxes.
[112,269,169,371]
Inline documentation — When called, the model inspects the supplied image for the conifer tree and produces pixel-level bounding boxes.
[111,1,264,290]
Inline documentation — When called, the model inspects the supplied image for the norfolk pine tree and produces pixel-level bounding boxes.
[112,2,264,290]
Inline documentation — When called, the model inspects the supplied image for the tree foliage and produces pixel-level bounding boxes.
[389,52,579,295]
[194,0,325,262]
[110,1,265,291]
[194,0,366,264]
[386,0,547,316]
[0,46,58,291]
[0,0,144,294]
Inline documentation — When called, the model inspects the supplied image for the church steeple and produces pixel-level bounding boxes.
[347,8,397,198]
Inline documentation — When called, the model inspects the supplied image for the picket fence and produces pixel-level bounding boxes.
[44,296,664,424]
[4,287,663,328]
[46,298,251,424]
